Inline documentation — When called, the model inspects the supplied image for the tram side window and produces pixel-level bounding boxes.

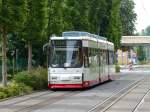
[107,50,109,65]
[109,51,114,65]
[106,50,109,65]
[102,50,106,65]
[99,50,103,65]
[88,48,97,67]
[84,48,89,67]
[112,51,115,64]
[96,49,99,65]
[105,50,108,65]
[89,48,92,66]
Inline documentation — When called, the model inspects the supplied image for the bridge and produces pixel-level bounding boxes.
[121,36,150,46]
[118,36,150,65]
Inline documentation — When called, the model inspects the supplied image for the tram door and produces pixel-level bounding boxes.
[100,50,104,82]
[100,49,108,82]
[83,47,90,82]
[99,50,102,82]
[104,50,109,80]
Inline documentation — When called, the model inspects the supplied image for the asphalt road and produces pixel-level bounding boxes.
[0,72,149,112]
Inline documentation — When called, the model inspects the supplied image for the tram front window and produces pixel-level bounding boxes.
[50,40,82,68]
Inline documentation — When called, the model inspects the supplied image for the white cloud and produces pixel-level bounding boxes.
[134,0,150,32]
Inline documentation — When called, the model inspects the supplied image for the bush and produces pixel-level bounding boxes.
[0,82,32,99]
[7,82,32,96]
[31,67,48,89]
[13,71,38,90]
[0,87,8,99]
[0,92,7,99]
[13,67,48,90]
[115,64,120,73]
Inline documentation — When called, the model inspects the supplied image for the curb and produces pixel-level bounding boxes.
[0,89,48,102]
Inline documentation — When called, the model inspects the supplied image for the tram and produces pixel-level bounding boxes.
[48,31,115,89]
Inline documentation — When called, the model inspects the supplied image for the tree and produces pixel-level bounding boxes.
[47,0,91,36]
[141,29,146,36]
[105,0,123,49]
[65,0,90,31]
[0,0,27,86]
[120,0,137,35]
[22,0,48,72]
[47,0,66,36]
[137,46,146,61]
[143,26,150,36]
[89,0,108,35]
[0,0,2,11]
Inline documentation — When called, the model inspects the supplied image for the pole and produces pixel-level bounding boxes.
[16,49,18,72]
[2,30,7,87]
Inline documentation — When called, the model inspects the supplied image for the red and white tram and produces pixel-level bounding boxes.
[48,31,115,89]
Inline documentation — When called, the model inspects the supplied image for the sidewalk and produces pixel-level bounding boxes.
[120,64,150,72]
[120,64,150,69]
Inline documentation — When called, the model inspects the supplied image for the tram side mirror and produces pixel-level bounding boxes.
[43,43,50,53]
[43,43,51,67]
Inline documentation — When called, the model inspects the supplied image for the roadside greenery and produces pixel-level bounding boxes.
[115,64,120,73]
[0,67,47,99]
[0,82,32,99]
[13,67,47,90]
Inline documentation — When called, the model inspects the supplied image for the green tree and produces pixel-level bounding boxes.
[137,46,146,61]
[106,0,123,49]
[47,0,66,36]
[0,0,27,86]
[47,0,90,36]
[0,0,2,11]
[65,0,90,31]
[22,0,48,72]
[120,0,137,35]
[143,26,150,36]
[89,0,108,35]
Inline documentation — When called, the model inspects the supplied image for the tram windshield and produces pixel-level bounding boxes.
[50,40,83,68]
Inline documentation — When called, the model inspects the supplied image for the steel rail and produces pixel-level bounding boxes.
[1,91,54,108]
[88,78,143,112]
[132,89,150,112]
[14,91,81,112]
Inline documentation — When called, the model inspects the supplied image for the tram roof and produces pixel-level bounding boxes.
[51,36,114,46]
[50,31,114,46]
[62,31,107,41]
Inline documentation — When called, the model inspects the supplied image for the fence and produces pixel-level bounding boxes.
[0,58,29,82]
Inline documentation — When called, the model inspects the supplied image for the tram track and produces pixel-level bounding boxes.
[0,74,147,112]
[0,80,125,112]
[5,80,129,112]
[0,89,82,112]
[0,91,54,108]
[14,90,81,112]
[87,78,144,112]
[132,89,150,112]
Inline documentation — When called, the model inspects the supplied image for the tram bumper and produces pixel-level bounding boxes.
[48,74,83,88]
[48,83,83,88]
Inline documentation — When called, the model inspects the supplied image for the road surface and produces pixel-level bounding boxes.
[0,72,150,112]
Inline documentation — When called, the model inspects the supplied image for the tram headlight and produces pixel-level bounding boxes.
[74,76,81,80]
[51,76,57,80]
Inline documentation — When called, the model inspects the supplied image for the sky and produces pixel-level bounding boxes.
[134,0,150,32]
